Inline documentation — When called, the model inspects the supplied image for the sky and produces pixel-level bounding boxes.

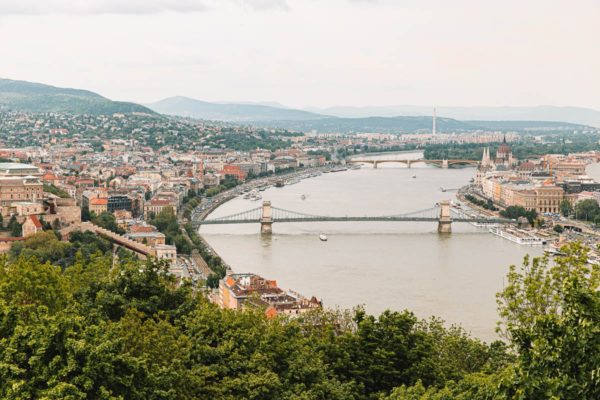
[1,0,599,109]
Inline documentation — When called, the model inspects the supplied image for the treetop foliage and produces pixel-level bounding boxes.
[0,236,599,399]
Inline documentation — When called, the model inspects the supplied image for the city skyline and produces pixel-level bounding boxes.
[1,0,599,109]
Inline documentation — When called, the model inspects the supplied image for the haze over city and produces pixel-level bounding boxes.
[1,0,599,108]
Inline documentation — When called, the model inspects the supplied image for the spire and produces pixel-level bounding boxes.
[503,133,506,144]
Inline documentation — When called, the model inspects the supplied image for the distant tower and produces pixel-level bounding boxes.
[432,107,437,136]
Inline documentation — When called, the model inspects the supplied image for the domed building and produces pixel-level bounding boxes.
[494,134,516,167]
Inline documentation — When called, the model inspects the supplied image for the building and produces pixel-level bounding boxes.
[144,198,177,218]
[154,244,177,266]
[220,273,279,310]
[219,273,321,316]
[0,162,42,177]
[22,215,43,237]
[221,164,247,181]
[89,197,108,214]
[0,176,43,206]
[10,201,44,216]
[534,185,564,214]
[126,231,166,246]
[107,194,132,213]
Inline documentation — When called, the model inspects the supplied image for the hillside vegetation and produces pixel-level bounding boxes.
[0,232,598,399]
[0,79,154,115]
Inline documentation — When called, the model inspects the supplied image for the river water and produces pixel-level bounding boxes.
[201,153,543,341]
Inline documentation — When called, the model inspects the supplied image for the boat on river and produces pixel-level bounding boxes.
[489,227,546,246]
[319,234,328,241]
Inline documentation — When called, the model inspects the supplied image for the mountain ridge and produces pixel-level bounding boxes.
[305,105,600,127]
[0,78,155,115]
[147,96,327,121]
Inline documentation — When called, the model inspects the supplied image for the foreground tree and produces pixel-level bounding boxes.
[497,243,600,399]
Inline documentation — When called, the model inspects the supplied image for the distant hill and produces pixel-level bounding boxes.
[465,120,590,131]
[251,116,590,134]
[306,105,600,128]
[0,79,155,115]
[147,96,328,122]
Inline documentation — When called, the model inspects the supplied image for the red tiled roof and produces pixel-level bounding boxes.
[90,198,108,205]
[29,215,43,229]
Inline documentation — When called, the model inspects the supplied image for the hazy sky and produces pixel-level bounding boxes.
[1,0,599,108]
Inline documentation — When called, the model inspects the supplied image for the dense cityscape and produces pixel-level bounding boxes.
[2,0,600,398]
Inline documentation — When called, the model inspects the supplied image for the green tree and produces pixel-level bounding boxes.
[496,243,600,399]
[81,205,91,221]
[560,199,573,217]
[553,224,564,233]
[574,199,600,221]
[7,215,22,237]
[91,211,125,234]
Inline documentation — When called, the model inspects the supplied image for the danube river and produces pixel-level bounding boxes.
[201,154,543,341]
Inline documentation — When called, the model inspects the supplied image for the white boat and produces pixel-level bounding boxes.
[319,234,328,241]
[489,226,546,246]
[471,221,498,228]
[545,247,566,256]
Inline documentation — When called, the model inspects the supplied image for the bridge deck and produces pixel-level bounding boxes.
[196,216,510,225]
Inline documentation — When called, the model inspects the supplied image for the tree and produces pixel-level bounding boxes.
[7,215,22,237]
[500,206,537,225]
[574,199,600,221]
[496,243,600,399]
[81,205,91,222]
[553,224,564,233]
[91,211,125,235]
[560,199,573,217]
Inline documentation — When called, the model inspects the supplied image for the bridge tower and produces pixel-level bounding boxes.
[261,200,273,234]
[437,200,452,233]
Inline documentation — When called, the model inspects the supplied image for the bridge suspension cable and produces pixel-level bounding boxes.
[206,206,262,222]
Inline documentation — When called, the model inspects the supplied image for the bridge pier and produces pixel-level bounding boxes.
[437,200,452,234]
[407,160,411,169]
[442,159,449,169]
[373,161,378,169]
[261,200,273,234]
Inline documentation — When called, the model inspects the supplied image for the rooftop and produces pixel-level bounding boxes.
[0,162,39,170]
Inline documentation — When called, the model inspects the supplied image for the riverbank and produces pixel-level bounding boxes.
[189,165,336,277]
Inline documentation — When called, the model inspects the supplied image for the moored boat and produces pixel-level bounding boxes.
[489,226,546,246]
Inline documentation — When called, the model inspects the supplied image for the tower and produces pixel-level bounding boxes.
[432,107,437,136]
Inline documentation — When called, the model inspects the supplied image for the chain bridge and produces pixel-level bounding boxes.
[194,201,512,234]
